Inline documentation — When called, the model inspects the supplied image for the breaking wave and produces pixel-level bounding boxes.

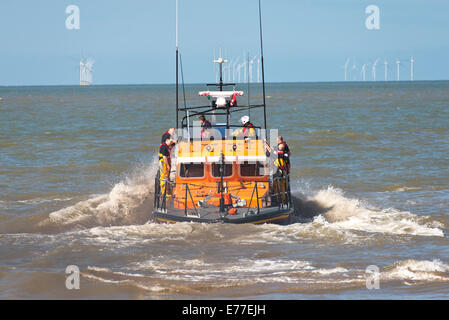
[382,259,449,283]
[37,158,159,232]
[288,185,445,239]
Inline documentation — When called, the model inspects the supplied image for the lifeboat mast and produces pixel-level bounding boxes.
[174,1,268,137]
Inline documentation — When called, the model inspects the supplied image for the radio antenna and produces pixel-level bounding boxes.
[175,0,179,128]
[258,0,267,131]
[180,53,187,110]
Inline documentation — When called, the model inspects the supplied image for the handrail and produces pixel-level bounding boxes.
[246,181,260,215]
[184,183,200,217]
[271,175,290,209]
[154,173,291,213]
[154,175,175,212]
[162,184,167,212]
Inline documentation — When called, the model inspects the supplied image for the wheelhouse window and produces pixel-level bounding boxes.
[179,163,204,178]
[212,163,233,177]
[240,162,265,177]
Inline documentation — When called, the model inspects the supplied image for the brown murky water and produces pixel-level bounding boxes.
[0,82,448,299]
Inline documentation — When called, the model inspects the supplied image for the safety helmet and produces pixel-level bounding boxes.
[240,115,250,125]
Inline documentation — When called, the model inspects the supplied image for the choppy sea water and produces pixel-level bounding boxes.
[0,82,448,299]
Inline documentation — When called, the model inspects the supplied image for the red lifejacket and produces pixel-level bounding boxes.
[277,141,290,157]
[277,141,290,173]
[159,142,171,164]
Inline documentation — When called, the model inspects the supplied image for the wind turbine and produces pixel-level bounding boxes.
[372,59,379,81]
[243,52,248,83]
[224,49,229,82]
[396,59,401,81]
[222,64,226,82]
[343,57,350,81]
[384,59,388,81]
[237,63,243,83]
[361,64,367,81]
[410,56,414,81]
[249,55,257,83]
[227,57,235,82]
[79,58,94,85]
[351,58,357,81]
[79,60,84,84]
[214,48,217,83]
[86,59,94,84]
[232,57,239,83]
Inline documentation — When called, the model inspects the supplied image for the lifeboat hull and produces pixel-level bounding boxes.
[153,206,293,225]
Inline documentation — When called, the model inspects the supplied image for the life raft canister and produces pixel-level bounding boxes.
[209,193,233,207]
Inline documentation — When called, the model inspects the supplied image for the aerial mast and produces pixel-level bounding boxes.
[258,0,267,131]
[213,56,227,92]
[175,0,179,128]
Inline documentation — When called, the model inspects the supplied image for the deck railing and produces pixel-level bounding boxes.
[154,173,292,216]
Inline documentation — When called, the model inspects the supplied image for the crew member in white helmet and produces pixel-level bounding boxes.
[232,115,256,138]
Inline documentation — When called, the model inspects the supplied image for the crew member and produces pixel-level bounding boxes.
[265,136,291,204]
[265,136,290,174]
[232,115,256,138]
[161,127,175,144]
[276,136,291,174]
[158,137,173,195]
[199,115,212,139]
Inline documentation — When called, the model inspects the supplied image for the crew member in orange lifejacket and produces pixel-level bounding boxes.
[199,115,212,139]
[232,115,256,138]
[276,136,291,174]
[263,136,290,204]
[158,137,174,195]
[265,136,291,174]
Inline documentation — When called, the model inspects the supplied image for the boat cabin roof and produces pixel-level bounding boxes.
[176,139,267,164]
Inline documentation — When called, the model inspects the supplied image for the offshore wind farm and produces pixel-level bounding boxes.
[208,53,417,84]
[74,54,418,86]
[342,56,416,82]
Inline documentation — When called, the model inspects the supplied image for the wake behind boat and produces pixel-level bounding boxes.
[152,1,293,225]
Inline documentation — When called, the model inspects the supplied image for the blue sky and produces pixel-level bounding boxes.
[0,0,448,85]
